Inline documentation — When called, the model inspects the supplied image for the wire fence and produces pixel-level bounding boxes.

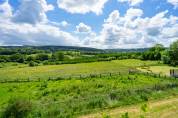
[0,69,177,84]
[0,71,123,83]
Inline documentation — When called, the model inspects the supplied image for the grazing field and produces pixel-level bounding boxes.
[0,59,177,118]
[138,66,178,76]
[0,59,158,81]
[0,73,178,118]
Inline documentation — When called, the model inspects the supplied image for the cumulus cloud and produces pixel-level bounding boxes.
[12,0,54,24]
[118,0,143,6]
[57,0,109,15]
[0,20,80,46]
[84,9,178,49]
[167,0,178,9]
[0,0,12,19]
[125,8,143,19]
[60,21,69,27]
[0,0,80,46]
[76,23,92,33]
[0,0,178,49]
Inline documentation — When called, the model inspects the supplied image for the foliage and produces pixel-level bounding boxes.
[0,73,177,118]
[29,61,38,67]
[141,44,165,61]
[121,112,129,118]
[1,98,32,118]
[160,40,178,66]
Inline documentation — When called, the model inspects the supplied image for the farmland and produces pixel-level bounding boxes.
[0,59,178,118]
[0,44,178,118]
[0,72,178,118]
[0,59,158,81]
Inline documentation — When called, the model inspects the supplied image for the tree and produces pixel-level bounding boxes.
[161,50,170,64]
[169,40,178,66]
[29,61,38,67]
[55,51,64,61]
[36,54,49,61]
[26,56,34,62]
[141,44,165,60]
[9,54,25,63]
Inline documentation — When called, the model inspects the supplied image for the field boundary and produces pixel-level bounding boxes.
[0,69,177,83]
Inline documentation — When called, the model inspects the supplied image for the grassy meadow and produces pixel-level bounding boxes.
[0,59,159,81]
[138,66,178,76]
[81,96,178,118]
[0,59,178,118]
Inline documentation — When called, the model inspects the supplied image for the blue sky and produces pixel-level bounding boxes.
[0,0,178,49]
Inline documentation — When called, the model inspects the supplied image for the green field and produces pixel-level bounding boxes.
[0,59,158,81]
[81,96,178,118]
[0,73,178,118]
[138,66,178,76]
[0,59,178,118]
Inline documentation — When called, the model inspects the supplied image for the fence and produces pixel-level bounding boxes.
[0,70,177,117]
[0,69,177,84]
[0,72,122,83]
[170,69,178,78]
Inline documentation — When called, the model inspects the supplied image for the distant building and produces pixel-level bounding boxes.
[170,69,178,78]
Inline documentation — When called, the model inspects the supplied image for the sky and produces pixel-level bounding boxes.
[0,0,178,49]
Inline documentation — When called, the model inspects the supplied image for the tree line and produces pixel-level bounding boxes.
[0,40,178,66]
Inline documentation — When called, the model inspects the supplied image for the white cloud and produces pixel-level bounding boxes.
[105,10,120,24]
[125,8,143,19]
[0,20,80,46]
[85,9,178,49]
[167,0,178,9]
[57,0,109,15]
[76,23,92,33]
[118,0,143,6]
[12,0,54,24]
[0,0,178,49]
[60,21,69,27]
[0,0,80,46]
[0,0,12,19]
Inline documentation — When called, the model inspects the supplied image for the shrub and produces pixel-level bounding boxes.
[1,98,32,118]
[29,61,38,67]
[121,112,129,118]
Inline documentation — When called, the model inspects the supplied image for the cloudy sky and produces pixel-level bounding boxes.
[0,0,178,49]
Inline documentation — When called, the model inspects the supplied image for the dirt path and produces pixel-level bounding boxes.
[80,96,178,118]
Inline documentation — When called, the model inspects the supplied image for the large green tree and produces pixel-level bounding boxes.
[169,40,178,66]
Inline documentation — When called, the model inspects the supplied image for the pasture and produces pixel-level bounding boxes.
[0,59,158,81]
[0,73,178,117]
[138,66,178,76]
[0,59,178,118]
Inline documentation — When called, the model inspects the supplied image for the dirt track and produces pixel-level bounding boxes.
[80,97,178,118]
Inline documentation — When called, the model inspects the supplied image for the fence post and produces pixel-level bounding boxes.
[27,78,30,82]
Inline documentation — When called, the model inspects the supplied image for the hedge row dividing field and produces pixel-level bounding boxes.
[0,73,178,118]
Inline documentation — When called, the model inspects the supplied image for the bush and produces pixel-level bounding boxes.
[1,98,32,118]
[29,61,38,67]
[121,112,129,118]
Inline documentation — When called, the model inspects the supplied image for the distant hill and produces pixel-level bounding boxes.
[0,46,149,53]
[0,46,104,52]
[104,48,150,53]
